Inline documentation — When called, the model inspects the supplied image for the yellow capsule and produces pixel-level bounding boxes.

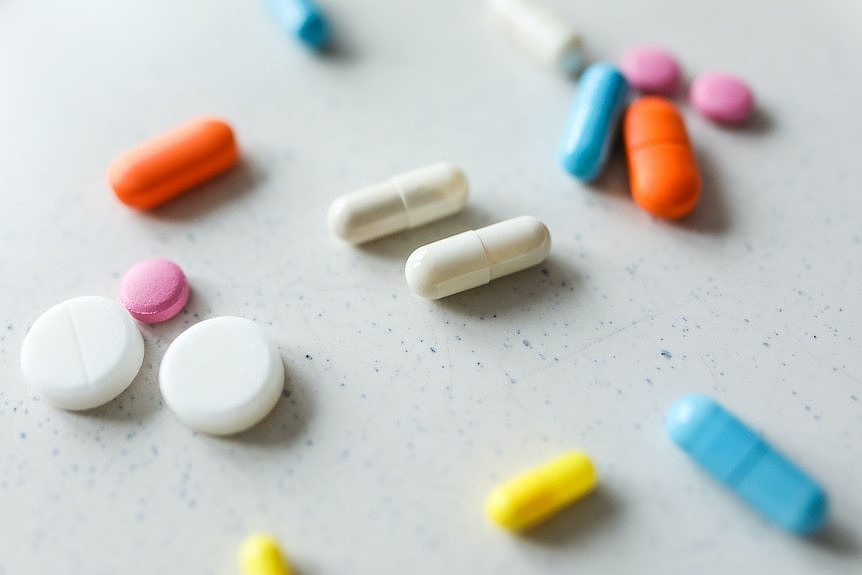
[238,534,293,575]
[486,451,597,531]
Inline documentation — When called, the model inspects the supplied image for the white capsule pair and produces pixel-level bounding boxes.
[327,163,551,299]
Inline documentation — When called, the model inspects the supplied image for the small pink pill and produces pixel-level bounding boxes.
[690,72,754,124]
[621,46,681,96]
[119,259,190,324]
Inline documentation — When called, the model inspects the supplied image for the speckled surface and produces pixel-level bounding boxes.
[1,0,860,573]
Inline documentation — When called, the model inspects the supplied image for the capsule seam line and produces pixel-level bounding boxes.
[725,441,768,488]
[628,138,689,153]
[472,230,493,285]
[391,176,415,228]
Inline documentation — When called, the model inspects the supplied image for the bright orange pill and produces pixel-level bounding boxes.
[624,97,700,219]
[109,118,239,210]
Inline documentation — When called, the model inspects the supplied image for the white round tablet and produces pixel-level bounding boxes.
[20,296,145,410]
[159,316,284,435]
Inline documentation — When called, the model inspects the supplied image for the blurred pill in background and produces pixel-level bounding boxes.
[266,0,331,51]
[559,63,629,182]
[621,46,682,96]
[239,534,293,575]
[690,72,754,125]
[487,0,583,76]
[668,394,828,534]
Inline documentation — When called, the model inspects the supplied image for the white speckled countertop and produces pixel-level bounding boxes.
[0,0,860,573]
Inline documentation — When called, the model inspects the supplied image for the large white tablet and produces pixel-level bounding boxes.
[159,316,284,435]
[20,296,145,410]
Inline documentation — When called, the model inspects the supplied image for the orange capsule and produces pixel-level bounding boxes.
[624,97,700,219]
[109,118,239,210]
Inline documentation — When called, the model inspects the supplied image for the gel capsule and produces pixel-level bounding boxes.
[266,0,330,51]
[559,63,629,182]
[487,0,583,76]
[486,451,597,531]
[624,97,701,219]
[405,215,550,299]
[109,118,239,210]
[239,534,293,575]
[667,394,828,534]
[328,163,469,245]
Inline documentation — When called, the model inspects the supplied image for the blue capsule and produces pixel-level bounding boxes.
[667,394,828,534]
[266,0,330,51]
[559,63,629,182]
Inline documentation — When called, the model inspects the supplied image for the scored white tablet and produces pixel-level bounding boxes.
[159,316,284,435]
[20,296,145,410]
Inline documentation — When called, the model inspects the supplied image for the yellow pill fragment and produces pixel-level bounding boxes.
[238,534,293,575]
[486,451,597,531]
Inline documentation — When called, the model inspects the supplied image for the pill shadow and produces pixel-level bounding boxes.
[724,107,774,136]
[522,486,622,547]
[85,335,163,422]
[807,520,862,557]
[583,145,632,205]
[143,157,263,221]
[669,149,730,235]
[437,255,582,318]
[679,78,774,137]
[355,205,499,262]
[315,15,356,63]
[225,359,313,447]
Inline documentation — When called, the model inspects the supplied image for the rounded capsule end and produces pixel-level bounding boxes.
[666,394,717,449]
[404,246,440,299]
[326,197,359,244]
[441,163,470,209]
[297,12,330,51]
[793,489,829,535]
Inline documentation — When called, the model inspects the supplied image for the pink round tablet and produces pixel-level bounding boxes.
[621,46,681,96]
[119,258,190,324]
[690,72,754,124]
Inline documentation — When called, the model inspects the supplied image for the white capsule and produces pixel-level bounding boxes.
[487,0,583,76]
[328,163,469,245]
[405,216,551,299]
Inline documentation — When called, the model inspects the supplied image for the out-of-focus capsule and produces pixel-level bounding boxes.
[328,163,469,245]
[108,118,239,210]
[486,451,597,531]
[624,96,700,219]
[559,63,629,182]
[405,216,550,299]
[267,0,330,51]
[667,394,828,534]
[487,0,583,76]
[239,533,293,575]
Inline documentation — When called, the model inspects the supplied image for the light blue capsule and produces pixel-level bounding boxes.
[559,63,629,182]
[266,0,330,51]
[667,394,828,534]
